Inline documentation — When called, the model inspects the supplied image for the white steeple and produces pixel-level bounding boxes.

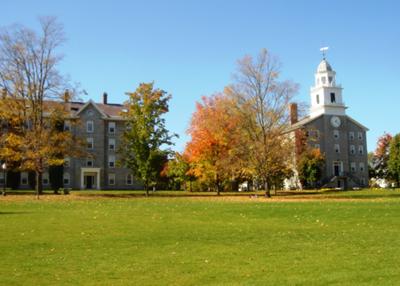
[310,54,346,118]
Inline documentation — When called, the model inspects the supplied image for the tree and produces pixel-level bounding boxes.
[185,94,248,195]
[162,152,194,191]
[371,133,392,181]
[225,49,298,197]
[119,82,176,196]
[0,18,80,198]
[298,148,325,189]
[388,134,400,187]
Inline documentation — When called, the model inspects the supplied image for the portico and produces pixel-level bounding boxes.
[80,168,101,190]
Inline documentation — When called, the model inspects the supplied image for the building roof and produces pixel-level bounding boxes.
[317,59,333,73]
[286,114,369,133]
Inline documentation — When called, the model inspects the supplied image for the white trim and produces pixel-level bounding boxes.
[80,168,101,190]
[76,100,108,118]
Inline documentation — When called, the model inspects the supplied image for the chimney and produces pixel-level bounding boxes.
[289,103,298,125]
[63,89,70,103]
[103,92,108,104]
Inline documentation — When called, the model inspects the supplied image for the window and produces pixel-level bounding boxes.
[316,94,320,104]
[350,145,356,155]
[86,120,94,133]
[86,159,94,167]
[63,173,70,185]
[333,130,340,139]
[359,163,365,172]
[330,92,336,103]
[21,172,28,185]
[109,138,115,151]
[358,145,364,155]
[64,120,71,131]
[87,138,94,149]
[315,130,320,139]
[350,162,356,173]
[334,144,340,154]
[64,157,70,168]
[358,132,363,140]
[108,173,115,185]
[42,173,49,185]
[328,76,333,84]
[321,77,326,84]
[108,155,115,168]
[349,132,355,140]
[126,174,133,185]
[108,122,116,134]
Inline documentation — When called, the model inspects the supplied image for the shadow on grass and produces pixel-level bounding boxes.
[0,211,31,215]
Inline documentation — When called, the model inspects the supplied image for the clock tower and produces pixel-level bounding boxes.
[287,51,369,189]
[310,58,347,118]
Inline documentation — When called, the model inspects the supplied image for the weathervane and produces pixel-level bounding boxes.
[320,47,329,59]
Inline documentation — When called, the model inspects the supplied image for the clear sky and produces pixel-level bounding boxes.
[2,0,399,152]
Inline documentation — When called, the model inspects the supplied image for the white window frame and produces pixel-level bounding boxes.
[349,132,355,140]
[350,162,356,173]
[87,137,94,150]
[42,172,49,185]
[108,173,115,185]
[359,162,365,172]
[21,172,28,185]
[63,173,70,186]
[358,132,363,140]
[333,130,340,139]
[86,158,94,167]
[64,157,70,168]
[109,138,115,151]
[86,120,94,133]
[126,174,133,185]
[334,144,340,154]
[108,155,115,168]
[358,145,364,155]
[350,145,356,155]
[108,122,116,134]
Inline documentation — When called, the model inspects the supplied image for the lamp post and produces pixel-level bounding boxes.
[1,163,6,196]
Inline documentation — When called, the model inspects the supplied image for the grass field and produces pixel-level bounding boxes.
[1,189,400,285]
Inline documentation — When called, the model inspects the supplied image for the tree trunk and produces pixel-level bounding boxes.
[189,180,192,192]
[144,183,149,197]
[35,171,43,199]
[264,181,271,198]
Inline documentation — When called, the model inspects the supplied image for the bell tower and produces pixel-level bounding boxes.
[310,49,346,118]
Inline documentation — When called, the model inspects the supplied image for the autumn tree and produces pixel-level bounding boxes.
[388,133,400,187]
[371,133,392,181]
[0,18,81,198]
[225,49,298,197]
[298,148,325,189]
[119,82,176,196]
[185,94,249,195]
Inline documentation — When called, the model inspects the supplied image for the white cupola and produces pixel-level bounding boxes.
[310,57,346,118]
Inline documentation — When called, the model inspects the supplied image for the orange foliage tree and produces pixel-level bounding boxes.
[185,94,248,195]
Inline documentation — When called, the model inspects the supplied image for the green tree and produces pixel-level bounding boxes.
[298,148,325,189]
[120,82,176,196]
[388,134,400,187]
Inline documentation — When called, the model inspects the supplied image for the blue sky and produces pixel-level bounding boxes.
[2,0,399,152]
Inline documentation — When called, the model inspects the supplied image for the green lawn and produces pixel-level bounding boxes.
[1,189,400,285]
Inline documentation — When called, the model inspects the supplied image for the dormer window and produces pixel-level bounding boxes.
[330,93,336,103]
